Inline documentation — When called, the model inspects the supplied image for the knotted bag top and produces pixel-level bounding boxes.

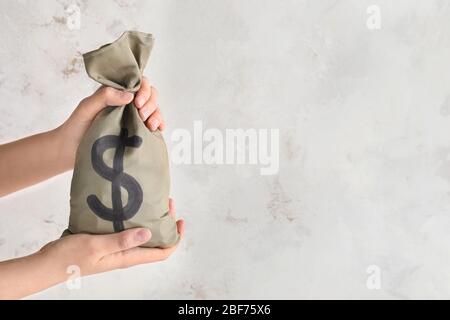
[83,31,154,92]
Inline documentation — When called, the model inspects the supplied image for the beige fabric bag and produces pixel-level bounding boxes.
[66,31,179,248]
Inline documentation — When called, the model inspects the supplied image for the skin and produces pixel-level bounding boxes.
[0,77,184,299]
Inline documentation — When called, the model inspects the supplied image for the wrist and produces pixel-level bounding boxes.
[0,251,67,299]
[53,121,80,171]
[32,250,69,288]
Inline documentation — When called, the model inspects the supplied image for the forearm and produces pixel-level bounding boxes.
[0,126,73,197]
[0,252,66,299]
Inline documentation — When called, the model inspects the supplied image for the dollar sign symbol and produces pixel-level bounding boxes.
[87,128,143,232]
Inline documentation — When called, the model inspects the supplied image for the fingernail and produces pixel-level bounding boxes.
[122,91,134,101]
[141,107,150,120]
[135,229,151,243]
[150,119,159,131]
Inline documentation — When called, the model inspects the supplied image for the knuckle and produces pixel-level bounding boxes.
[138,85,150,100]
[147,102,157,113]
[101,86,115,98]
[118,234,130,251]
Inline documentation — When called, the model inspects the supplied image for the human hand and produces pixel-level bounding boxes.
[0,77,164,197]
[0,199,183,299]
[40,199,183,278]
[58,77,164,168]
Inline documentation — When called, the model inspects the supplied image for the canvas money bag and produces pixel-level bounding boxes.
[67,31,179,248]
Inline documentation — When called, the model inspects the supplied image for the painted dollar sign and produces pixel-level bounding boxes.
[87,128,143,232]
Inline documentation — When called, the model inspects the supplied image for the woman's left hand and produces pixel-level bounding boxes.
[59,76,164,168]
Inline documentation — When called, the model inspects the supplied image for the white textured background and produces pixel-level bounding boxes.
[1,0,450,299]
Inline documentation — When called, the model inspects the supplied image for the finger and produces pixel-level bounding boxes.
[118,221,184,267]
[141,86,160,124]
[81,86,134,116]
[158,117,166,131]
[168,198,175,219]
[138,84,159,120]
[94,228,151,255]
[99,220,185,270]
[100,247,168,270]
[134,77,151,109]
[146,108,163,131]
[176,219,185,239]
[138,100,157,122]
[150,86,159,102]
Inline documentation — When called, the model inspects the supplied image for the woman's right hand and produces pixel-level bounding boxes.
[41,199,184,276]
[0,199,184,299]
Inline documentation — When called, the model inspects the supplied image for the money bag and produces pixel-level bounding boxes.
[66,31,179,248]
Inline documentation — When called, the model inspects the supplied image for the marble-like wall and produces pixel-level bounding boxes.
[1,0,450,299]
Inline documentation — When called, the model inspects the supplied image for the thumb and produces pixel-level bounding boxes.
[95,228,152,255]
[78,86,134,119]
